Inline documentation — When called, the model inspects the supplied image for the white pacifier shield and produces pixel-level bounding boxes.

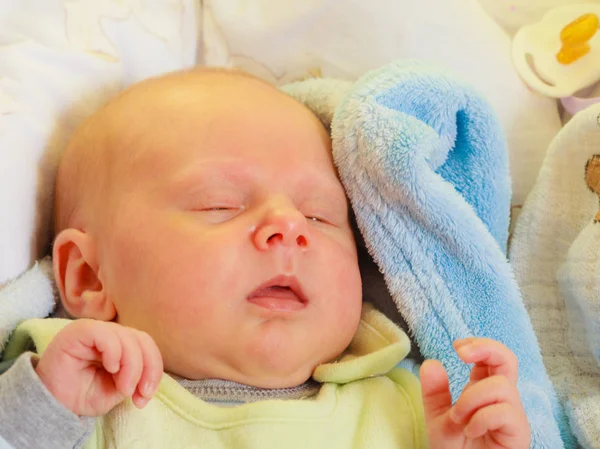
[512,4,600,98]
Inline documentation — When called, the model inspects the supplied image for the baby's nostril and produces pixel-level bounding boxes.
[267,234,282,244]
[297,235,307,247]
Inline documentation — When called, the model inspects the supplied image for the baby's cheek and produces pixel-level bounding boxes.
[335,253,362,297]
[330,262,363,335]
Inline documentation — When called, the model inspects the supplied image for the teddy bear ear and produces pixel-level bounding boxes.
[584,155,600,221]
[585,154,600,194]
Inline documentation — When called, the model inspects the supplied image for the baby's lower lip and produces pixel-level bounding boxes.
[247,287,307,312]
[247,296,306,312]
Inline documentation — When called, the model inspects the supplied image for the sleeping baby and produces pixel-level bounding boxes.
[0,69,530,449]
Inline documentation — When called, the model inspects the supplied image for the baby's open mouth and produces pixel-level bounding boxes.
[247,275,308,312]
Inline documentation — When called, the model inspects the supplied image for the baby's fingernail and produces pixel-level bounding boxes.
[457,344,475,358]
[141,381,155,397]
[106,361,119,374]
[135,396,149,409]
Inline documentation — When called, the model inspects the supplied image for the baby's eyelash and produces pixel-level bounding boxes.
[306,215,327,224]
[197,205,245,212]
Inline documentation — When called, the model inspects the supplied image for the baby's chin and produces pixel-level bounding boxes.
[165,343,332,389]
[230,330,344,388]
[161,317,354,388]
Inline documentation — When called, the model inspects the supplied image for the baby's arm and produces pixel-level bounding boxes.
[0,352,95,449]
[419,338,531,449]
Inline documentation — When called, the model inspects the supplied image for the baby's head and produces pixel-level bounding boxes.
[52,70,363,388]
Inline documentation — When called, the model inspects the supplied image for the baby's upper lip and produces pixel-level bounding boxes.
[247,274,309,304]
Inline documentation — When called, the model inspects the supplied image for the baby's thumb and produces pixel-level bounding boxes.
[420,359,452,421]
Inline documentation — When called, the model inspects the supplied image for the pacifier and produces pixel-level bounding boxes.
[512,4,600,101]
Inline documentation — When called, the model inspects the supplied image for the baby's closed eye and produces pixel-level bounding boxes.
[305,215,327,223]
[299,197,348,227]
[193,205,245,223]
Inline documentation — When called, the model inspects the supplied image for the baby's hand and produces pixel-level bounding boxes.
[35,319,163,417]
[419,338,530,449]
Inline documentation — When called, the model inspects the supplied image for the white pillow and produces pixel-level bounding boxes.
[0,0,199,285]
[202,0,562,213]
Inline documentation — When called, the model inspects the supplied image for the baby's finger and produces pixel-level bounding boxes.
[133,330,163,406]
[56,320,121,373]
[450,375,519,425]
[97,331,123,375]
[66,320,123,374]
[453,337,479,350]
[420,360,453,421]
[464,402,528,447]
[112,329,144,398]
[453,338,518,385]
[131,391,149,409]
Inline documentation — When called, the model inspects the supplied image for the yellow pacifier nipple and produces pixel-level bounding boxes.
[557,13,599,65]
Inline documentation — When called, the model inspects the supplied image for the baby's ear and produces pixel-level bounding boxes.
[52,229,116,321]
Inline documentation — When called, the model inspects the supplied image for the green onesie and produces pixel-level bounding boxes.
[4,304,426,449]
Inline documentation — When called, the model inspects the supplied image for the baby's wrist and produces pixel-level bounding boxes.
[34,352,75,413]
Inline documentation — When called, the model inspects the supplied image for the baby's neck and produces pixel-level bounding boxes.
[170,375,321,405]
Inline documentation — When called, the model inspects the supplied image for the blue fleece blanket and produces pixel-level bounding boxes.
[283,60,576,449]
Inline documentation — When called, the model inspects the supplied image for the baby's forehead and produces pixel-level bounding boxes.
[103,72,324,157]
[102,72,292,145]
[111,69,278,113]
[82,70,332,191]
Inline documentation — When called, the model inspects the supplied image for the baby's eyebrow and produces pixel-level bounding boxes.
[166,160,347,202]
[166,162,254,194]
[296,176,348,202]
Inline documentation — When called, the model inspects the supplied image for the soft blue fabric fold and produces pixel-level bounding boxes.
[283,60,576,449]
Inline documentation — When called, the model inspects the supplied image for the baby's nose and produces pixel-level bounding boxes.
[253,199,310,251]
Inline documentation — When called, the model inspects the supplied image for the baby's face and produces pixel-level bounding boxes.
[91,75,362,387]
